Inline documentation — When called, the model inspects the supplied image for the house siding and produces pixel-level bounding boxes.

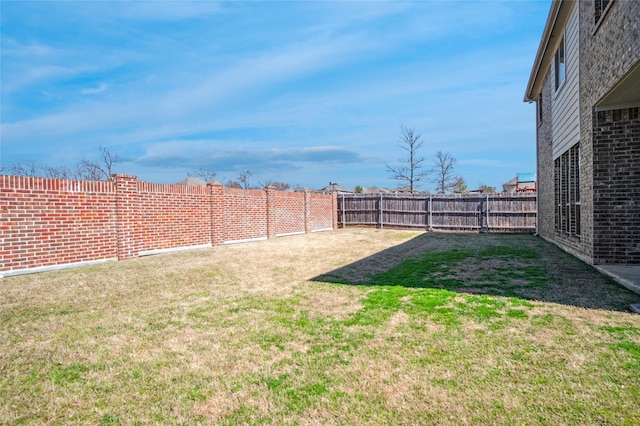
[552,2,581,160]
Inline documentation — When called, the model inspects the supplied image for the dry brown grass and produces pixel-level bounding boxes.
[1,228,639,425]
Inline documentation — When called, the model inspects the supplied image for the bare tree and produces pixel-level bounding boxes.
[42,164,77,179]
[386,125,430,193]
[2,146,119,181]
[2,160,76,179]
[432,150,458,194]
[187,168,217,182]
[76,162,105,181]
[260,179,290,191]
[78,146,119,181]
[2,160,41,177]
[237,170,253,189]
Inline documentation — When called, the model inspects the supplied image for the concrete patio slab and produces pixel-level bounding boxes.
[595,264,640,313]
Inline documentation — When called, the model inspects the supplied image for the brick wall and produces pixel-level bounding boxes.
[0,176,118,271]
[137,179,211,254]
[578,0,640,264]
[310,192,337,231]
[223,187,268,243]
[273,190,305,236]
[536,65,556,241]
[0,175,336,276]
[592,108,640,264]
[536,59,588,261]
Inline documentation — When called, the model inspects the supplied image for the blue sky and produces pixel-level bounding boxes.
[1,0,550,191]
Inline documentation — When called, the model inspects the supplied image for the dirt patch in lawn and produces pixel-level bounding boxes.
[315,231,640,311]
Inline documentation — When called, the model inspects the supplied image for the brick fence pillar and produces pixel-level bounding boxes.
[304,191,312,233]
[209,182,225,245]
[266,186,277,239]
[113,174,140,260]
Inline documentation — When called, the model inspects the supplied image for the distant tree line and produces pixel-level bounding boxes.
[189,168,292,191]
[1,146,119,181]
[2,134,497,194]
[2,149,295,191]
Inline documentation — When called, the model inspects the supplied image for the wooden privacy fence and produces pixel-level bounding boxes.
[338,193,537,233]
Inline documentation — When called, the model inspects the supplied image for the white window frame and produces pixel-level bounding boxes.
[554,35,566,92]
[554,143,580,237]
[595,0,613,26]
[537,94,543,125]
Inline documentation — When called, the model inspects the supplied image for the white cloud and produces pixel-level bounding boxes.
[81,83,108,95]
[1,38,65,57]
[1,27,375,144]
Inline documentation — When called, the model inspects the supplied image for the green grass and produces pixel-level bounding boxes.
[1,229,639,425]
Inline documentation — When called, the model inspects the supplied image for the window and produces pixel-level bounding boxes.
[595,0,612,25]
[537,94,543,125]
[554,36,566,91]
[555,144,580,236]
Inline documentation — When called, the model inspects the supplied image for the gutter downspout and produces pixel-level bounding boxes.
[534,101,540,237]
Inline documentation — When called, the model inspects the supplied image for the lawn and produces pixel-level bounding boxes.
[1,229,639,425]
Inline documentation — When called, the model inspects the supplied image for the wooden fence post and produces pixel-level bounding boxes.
[429,194,433,231]
[380,193,384,229]
[486,193,490,231]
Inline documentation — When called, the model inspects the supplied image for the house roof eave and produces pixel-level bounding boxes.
[524,0,575,102]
